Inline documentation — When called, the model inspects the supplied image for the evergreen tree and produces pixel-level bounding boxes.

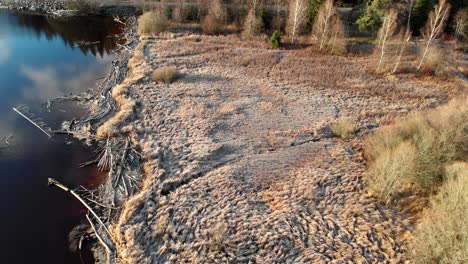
[355,0,392,34]
[310,0,325,25]
[411,0,437,34]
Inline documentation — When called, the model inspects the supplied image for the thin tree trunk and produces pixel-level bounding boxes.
[393,0,414,74]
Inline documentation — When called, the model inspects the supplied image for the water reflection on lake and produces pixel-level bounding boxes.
[0,10,123,264]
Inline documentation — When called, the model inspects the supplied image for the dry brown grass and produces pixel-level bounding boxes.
[201,0,227,34]
[365,97,468,201]
[330,117,357,139]
[151,66,179,83]
[138,11,169,35]
[418,46,452,77]
[411,162,468,264]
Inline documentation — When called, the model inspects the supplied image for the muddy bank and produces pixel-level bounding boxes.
[0,0,140,16]
[85,30,466,263]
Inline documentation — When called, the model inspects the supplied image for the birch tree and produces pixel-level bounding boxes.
[329,18,345,54]
[287,0,309,43]
[313,0,336,50]
[243,0,264,37]
[312,0,345,53]
[417,0,450,71]
[375,9,397,73]
[454,8,468,42]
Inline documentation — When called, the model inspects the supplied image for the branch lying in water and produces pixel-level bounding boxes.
[13,107,51,138]
[47,178,115,243]
[86,214,115,264]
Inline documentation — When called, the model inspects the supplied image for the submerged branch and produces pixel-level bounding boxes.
[13,107,51,138]
[86,214,115,264]
[47,178,114,242]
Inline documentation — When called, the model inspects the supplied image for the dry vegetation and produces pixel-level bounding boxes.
[365,97,467,201]
[100,32,465,263]
[201,0,227,34]
[98,0,468,261]
[137,11,169,35]
[411,162,468,264]
[330,117,356,139]
[151,66,179,83]
[364,96,468,263]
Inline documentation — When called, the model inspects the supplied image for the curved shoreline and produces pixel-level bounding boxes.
[0,0,140,17]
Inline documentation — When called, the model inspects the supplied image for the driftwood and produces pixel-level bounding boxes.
[86,214,115,264]
[47,178,114,242]
[13,107,51,138]
[47,17,141,263]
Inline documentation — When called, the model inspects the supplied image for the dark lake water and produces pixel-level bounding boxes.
[0,10,123,263]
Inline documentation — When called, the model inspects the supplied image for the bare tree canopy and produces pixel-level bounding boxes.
[286,0,309,43]
[417,0,451,71]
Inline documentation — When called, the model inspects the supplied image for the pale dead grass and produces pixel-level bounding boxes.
[128,41,146,70]
[411,162,468,264]
[151,66,179,83]
[96,47,146,138]
[419,46,453,77]
[258,101,278,113]
[218,100,243,115]
[330,117,357,139]
[365,97,468,200]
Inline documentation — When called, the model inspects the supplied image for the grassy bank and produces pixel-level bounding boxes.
[364,97,468,262]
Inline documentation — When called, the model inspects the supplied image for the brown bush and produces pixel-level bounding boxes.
[151,66,179,83]
[138,11,169,35]
[201,0,227,34]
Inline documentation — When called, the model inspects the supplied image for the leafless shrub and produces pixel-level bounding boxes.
[368,141,417,202]
[286,0,308,43]
[417,0,451,71]
[138,11,169,35]
[330,117,356,139]
[151,66,179,83]
[312,0,345,53]
[243,9,264,37]
[454,8,468,42]
[201,0,227,34]
[419,46,452,76]
[172,3,186,23]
